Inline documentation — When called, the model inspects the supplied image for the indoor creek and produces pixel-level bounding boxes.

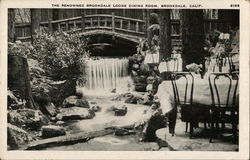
[43,57,160,151]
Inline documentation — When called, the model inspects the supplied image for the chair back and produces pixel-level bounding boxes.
[208,72,238,108]
[171,72,194,105]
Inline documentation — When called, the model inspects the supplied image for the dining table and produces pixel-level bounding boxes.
[155,74,239,115]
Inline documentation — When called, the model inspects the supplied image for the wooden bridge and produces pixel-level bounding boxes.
[15,13,146,43]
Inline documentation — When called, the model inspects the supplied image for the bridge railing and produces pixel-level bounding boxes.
[15,13,146,41]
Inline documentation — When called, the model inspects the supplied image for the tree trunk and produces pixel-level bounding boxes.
[8,9,15,42]
[30,9,41,42]
[159,9,171,61]
[8,55,37,109]
[182,10,205,68]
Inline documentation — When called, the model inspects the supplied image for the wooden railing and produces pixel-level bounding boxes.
[15,13,146,41]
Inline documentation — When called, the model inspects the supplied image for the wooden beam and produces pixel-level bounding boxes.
[30,9,41,42]
[159,9,172,61]
[81,13,85,32]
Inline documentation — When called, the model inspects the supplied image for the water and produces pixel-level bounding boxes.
[83,57,133,95]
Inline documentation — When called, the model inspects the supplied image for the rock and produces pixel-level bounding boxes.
[41,125,66,138]
[124,93,144,104]
[58,107,95,121]
[132,64,140,70]
[111,88,116,93]
[63,96,89,108]
[56,121,65,125]
[89,105,101,112]
[114,128,136,136]
[90,101,97,104]
[112,105,127,116]
[134,83,147,92]
[140,63,150,75]
[146,84,153,92]
[56,113,63,121]
[133,75,147,84]
[8,109,48,131]
[43,102,57,117]
[7,123,36,150]
[147,76,155,84]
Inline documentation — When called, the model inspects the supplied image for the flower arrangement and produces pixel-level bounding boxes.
[186,63,203,74]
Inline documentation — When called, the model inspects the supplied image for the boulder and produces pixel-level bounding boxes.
[7,123,39,150]
[114,128,136,136]
[132,64,140,70]
[7,89,25,110]
[56,121,65,125]
[41,125,66,138]
[58,107,95,121]
[8,109,49,131]
[43,102,57,117]
[112,105,127,116]
[134,83,147,92]
[63,96,89,108]
[89,105,101,112]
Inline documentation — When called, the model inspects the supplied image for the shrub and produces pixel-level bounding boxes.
[31,30,89,84]
[8,30,89,86]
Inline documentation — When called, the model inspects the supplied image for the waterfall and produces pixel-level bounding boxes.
[83,57,132,95]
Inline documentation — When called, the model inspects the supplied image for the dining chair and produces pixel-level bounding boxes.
[170,72,195,138]
[208,72,239,143]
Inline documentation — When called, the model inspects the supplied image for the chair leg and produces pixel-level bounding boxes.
[232,123,237,144]
[204,122,207,130]
[185,122,188,132]
[189,122,193,139]
[209,121,214,143]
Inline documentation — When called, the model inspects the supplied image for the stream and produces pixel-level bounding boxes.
[44,94,159,151]
[43,57,159,151]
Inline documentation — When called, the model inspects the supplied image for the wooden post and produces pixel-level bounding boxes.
[136,21,139,33]
[58,23,61,32]
[31,9,41,43]
[97,16,100,27]
[128,21,131,30]
[159,9,172,62]
[182,10,205,71]
[104,17,107,27]
[81,13,85,32]
[65,21,69,31]
[48,19,52,33]
[90,17,93,27]
[112,12,115,32]
[8,9,15,42]
[120,19,123,29]
[73,21,76,31]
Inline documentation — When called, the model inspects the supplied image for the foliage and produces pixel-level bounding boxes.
[8,41,32,58]
[31,30,89,84]
[8,30,89,86]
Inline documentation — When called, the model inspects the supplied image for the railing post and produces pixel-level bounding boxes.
[127,20,131,30]
[81,13,85,32]
[112,12,115,32]
[104,17,107,27]
[120,19,123,29]
[136,21,139,33]
[48,19,52,33]
[65,21,69,31]
[73,21,76,31]
[58,23,61,32]
[97,16,100,27]
[90,17,93,27]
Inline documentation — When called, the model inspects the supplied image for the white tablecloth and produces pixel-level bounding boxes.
[156,77,239,114]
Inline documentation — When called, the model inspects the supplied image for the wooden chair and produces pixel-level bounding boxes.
[171,72,195,138]
[208,72,239,143]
